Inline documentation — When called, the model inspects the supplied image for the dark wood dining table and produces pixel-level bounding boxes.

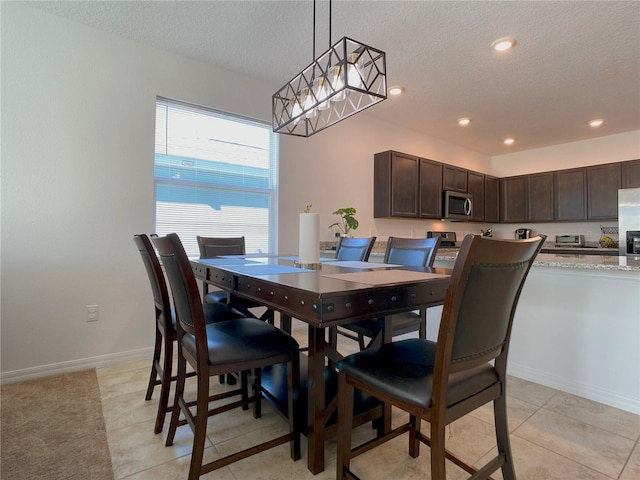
[190,254,451,474]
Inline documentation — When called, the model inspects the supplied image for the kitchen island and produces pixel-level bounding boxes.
[322,244,639,414]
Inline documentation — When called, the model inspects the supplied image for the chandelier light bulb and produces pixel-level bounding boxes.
[330,65,346,102]
[314,78,330,110]
[290,96,303,125]
[347,53,364,89]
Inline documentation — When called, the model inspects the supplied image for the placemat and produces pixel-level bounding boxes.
[322,260,400,269]
[222,263,311,275]
[321,269,449,285]
[198,257,261,265]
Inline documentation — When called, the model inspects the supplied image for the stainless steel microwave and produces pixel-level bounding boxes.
[442,190,473,220]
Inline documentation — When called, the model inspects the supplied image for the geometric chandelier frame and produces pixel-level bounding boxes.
[272,6,387,139]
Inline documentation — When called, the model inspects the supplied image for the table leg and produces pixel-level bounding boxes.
[280,313,292,334]
[307,325,326,474]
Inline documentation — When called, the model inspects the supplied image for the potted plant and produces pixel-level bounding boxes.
[329,207,359,237]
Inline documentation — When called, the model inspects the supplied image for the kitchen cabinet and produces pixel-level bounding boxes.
[418,158,443,219]
[442,165,468,192]
[467,170,485,222]
[622,159,640,188]
[527,172,555,222]
[374,151,419,217]
[500,175,528,223]
[587,163,621,220]
[484,175,500,223]
[555,168,587,221]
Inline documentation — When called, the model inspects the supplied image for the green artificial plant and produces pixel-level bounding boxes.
[329,207,359,236]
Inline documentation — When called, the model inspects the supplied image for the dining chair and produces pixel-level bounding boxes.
[152,233,301,480]
[338,236,441,349]
[335,236,377,261]
[196,235,274,325]
[132,233,246,434]
[336,234,546,480]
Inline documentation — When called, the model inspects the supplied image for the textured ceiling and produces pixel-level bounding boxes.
[25,0,640,155]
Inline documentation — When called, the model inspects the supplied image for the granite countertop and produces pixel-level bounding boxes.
[320,245,640,273]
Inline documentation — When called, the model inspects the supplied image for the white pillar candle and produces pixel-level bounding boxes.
[299,213,320,264]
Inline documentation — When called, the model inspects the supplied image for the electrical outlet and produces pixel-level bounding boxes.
[86,305,99,322]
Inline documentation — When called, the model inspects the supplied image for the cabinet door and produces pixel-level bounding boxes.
[527,172,554,222]
[587,163,621,219]
[467,171,485,222]
[556,168,587,221]
[443,165,468,192]
[484,175,500,223]
[622,159,640,188]
[500,176,528,223]
[373,151,419,218]
[418,159,443,219]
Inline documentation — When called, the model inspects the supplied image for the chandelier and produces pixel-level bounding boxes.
[272,1,387,137]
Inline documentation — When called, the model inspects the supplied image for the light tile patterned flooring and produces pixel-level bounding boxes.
[98,319,640,480]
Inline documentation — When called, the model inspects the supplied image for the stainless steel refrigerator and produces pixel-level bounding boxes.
[618,188,640,257]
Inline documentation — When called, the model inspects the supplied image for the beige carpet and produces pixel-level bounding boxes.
[1,369,114,480]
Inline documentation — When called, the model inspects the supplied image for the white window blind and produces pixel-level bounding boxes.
[154,98,278,257]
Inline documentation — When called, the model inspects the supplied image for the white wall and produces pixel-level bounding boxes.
[0,3,275,376]
[0,3,489,377]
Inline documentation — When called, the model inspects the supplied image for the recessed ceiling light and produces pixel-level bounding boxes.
[589,119,604,127]
[388,86,404,96]
[504,138,515,145]
[457,117,471,126]
[491,37,516,52]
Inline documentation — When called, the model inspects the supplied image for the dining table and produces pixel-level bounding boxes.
[190,254,451,474]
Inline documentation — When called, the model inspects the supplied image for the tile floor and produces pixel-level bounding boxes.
[97,319,640,480]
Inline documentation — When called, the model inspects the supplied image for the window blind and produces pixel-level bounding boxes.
[154,98,278,257]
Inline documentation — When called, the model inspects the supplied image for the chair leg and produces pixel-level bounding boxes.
[154,333,173,434]
[430,415,447,480]
[165,348,187,447]
[145,327,162,401]
[288,353,301,461]
[252,368,262,419]
[418,309,427,339]
[336,372,355,480]
[409,414,421,458]
[495,394,517,480]
[241,370,249,410]
[188,372,211,480]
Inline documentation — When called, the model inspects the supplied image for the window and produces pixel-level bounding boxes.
[154,98,278,257]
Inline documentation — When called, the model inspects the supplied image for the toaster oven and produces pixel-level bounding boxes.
[554,235,584,247]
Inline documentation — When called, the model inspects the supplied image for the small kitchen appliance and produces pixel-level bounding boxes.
[555,235,584,247]
[515,228,532,239]
[427,231,456,247]
[442,191,472,220]
[619,188,640,257]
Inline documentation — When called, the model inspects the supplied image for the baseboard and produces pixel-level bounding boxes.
[508,362,640,415]
[0,347,153,385]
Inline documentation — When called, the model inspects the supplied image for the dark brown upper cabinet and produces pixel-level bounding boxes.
[500,176,528,223]
[443,165,468,192]
[587,163,621,220]
[418,158,443,219]
[467,171,485,222]
[484,175,500,223]
[555,168,587,221]
[622,159,640,188]
[374,151,419,218]
[527,172,555,222]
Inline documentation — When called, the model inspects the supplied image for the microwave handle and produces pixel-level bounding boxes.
[464,198,472,216]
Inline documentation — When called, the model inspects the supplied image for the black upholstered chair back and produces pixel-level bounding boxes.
[438,235,545,374]
[335,236,376,261]
[384,236,441,267]
[133,234,171,331]
[197,236,245,258]
[153,234,204,341]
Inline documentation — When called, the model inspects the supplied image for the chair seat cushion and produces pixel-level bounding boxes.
[337,338,498,409]
[182,318,299,367]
